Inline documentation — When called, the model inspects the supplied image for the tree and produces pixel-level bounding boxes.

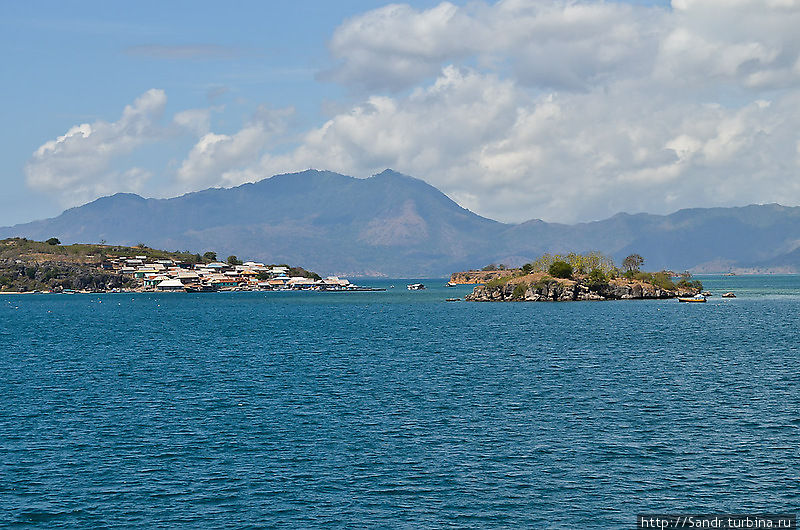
[202,251,217,262]
[622,254,644,273]
[46,237,60,246]
[586,268,608,287]
[227,255,242,266]
[521,263,534,275]
[677,274,703,292]
[548,260,573,279]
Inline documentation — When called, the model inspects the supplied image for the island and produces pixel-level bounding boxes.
[0,237,367,293]
[453,253,703,302]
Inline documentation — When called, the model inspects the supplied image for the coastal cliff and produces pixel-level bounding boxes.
[464,273,697,302]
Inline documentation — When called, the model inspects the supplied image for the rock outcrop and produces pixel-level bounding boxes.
[0,259,131,292]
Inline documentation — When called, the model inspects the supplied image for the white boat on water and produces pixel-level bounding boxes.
[407,283,425,290]
[678,294,706,303]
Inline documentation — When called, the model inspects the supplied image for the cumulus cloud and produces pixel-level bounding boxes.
[175,106,294,188]
[320,2,476,91]
[25,89,166,205]
[321,1,666,92]
[656,0,800,90]
[324,0,800,94]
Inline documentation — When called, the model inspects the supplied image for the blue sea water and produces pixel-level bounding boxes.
[1,276,799,528]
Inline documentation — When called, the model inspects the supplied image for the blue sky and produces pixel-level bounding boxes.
[6,0,800,227]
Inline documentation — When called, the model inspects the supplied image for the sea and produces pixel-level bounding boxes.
[1,275,799,528]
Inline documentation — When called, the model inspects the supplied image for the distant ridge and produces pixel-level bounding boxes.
[2,169,799,276]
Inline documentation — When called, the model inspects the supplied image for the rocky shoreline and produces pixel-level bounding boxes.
[0,259,132,293]
[465,275,697,302]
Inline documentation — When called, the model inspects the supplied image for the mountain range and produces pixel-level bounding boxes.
[2,169,799,276]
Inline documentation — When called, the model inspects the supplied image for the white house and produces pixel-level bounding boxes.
[156,278,185,291]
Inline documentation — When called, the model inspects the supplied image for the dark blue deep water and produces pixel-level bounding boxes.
[2,276,799,528]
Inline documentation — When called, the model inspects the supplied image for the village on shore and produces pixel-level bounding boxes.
[102,255,369,293]
[0,238,384,294]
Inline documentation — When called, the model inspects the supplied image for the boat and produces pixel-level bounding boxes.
[702,291,712,297]
[722,292,736,298]
[678,294,706,303]
[446,281,457,287]
[407,283,426,290]
[445,298,461,302]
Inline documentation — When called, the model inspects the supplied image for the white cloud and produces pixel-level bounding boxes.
[320,2,475,91]
[322,0,666,92]
[325,0,800,94]
[173,108,213,136]
[25,89,166,204]
[245,66,520,186]
[175,105,293,188]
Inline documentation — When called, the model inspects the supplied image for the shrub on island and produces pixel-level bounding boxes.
[548,261,573,279]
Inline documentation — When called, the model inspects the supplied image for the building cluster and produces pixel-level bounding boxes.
[103,256,352,292]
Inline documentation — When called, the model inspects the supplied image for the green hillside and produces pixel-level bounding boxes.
[0,237,206,265]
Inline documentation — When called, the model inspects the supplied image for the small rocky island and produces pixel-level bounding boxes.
[455,253,703,302]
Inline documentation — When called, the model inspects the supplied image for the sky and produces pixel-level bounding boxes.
[3,0,800,226]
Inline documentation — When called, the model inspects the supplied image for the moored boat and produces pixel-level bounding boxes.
[407,283,425,290]
[679,294,706,303]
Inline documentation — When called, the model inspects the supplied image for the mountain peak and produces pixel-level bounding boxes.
[371,169,415,181]
[101,192,146,201]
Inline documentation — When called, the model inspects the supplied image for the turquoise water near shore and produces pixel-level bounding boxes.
[1,276,799,527]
